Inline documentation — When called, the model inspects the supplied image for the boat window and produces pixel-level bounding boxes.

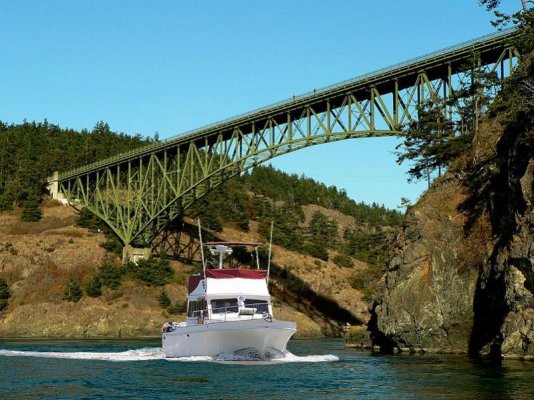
[211,298,238,313]
[244,299,269,313]
[187,300,197,317]
[187,299,206,317]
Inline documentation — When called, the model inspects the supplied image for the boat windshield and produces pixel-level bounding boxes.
[244,299,269,313]
[211,298,238,313]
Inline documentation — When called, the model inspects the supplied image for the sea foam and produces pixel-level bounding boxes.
[0,347,338,363]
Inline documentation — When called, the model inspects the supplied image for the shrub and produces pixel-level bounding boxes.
[76,208,104,231]
[0,277,10,311]
[101,237,123,256]
[257,246,272,263]
[350,266,383,302]
[98,259,124,290]
[0,277,10,299]
[303,242,329,261]
[333,254,354,268]
[85,275,102,297]
[125,257,174,286]
[157,290,171,308]
[167,301,187,315]
[63,279,83,303]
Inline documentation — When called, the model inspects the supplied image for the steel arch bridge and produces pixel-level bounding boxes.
[50,29,519,249]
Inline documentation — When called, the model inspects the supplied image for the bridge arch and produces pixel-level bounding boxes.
[51,30,518,249]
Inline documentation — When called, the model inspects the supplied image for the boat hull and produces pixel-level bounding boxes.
[162,319,296,358]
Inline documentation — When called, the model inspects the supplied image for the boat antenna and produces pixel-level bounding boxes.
[198,218,206,275]
[267,220,274,283]
[254,246,260,270]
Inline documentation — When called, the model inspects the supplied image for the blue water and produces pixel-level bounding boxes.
[1,338,533,399]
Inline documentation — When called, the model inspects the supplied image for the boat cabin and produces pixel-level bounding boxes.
[186,242,273,325]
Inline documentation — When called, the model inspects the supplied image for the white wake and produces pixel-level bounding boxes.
[0,347,165,362]
[0,347,338,363]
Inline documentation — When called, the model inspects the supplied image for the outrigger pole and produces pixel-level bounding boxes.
[198,218,206,276]
[267,221,274,283]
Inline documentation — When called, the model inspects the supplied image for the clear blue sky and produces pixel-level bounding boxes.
[1,1,520,209]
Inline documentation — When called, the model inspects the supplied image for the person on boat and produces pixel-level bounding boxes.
[162,321,170,333]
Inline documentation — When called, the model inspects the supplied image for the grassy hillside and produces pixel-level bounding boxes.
[0,203,368,337]
[0,119,403,338]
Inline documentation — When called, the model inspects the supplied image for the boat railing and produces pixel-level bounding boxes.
[191,302,271,323]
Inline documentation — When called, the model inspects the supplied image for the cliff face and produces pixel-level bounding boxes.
[371,182,479,353]
[370,115,534,360]
[469,127,534,360]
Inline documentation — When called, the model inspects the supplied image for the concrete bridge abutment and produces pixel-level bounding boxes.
[122,245,152,264]
[47,171,68,205]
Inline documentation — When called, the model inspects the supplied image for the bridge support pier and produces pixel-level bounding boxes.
[47,171,68,205]
[122,245,152,264]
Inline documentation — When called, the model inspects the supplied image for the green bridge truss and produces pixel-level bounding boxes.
[52,29,519,248]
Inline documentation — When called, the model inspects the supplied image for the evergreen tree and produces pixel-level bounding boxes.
[157,290,171,308]
[308,211,338,248]
[396,101,455,183]
[167,301,187,315]
[85,275,102,297]
[0,277,10,311]
[63,279,83,303]
[21,196,43,222]
[98,260,124,290]
[0,119,150,214]
[397,51,499,185]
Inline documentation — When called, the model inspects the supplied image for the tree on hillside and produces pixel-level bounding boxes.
[0,120,150,219]
[85,275,102,298]
[21,196,43,222]
[308,211,338,248]
[397,58,500,185]
[396,101,456,185]
[0,277,10,311]
[63,279,83,303]
[258,198,305,251]
[157,290,171,308]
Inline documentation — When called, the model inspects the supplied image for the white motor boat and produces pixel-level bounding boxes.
[162,241,297,359]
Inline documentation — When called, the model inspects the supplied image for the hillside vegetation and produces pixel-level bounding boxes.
[0,119,402,337]
[0,120,150,217]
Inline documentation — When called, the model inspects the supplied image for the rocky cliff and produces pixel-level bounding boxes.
[369,67,534,360]
[370,180,479,353]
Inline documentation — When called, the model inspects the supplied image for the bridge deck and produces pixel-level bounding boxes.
[59,29,517,181]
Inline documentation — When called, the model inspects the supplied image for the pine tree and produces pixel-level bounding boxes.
[63,279,83,303]
[396,101,455,183]
[157,290,171,308]
[308,211,338,248]
[0,277,10,311]
[21,196,43,222]
[85,275,102,297]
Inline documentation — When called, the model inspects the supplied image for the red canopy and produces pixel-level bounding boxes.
[188,275,203,294]
[206,268,266,279]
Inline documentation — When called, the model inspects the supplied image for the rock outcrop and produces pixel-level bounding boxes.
[370,181,479,353]
[369,103,534,360]
[469,128,534,360]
